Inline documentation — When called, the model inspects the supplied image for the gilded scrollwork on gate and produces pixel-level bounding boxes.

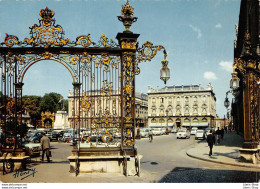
[121,52,135,147]
[1,7,119,49]
[248,72,260,142]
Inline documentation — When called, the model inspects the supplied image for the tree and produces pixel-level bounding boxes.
[23,95,41,126]
[40,93,63,113]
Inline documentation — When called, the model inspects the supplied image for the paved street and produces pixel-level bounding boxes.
[1,133,260,183]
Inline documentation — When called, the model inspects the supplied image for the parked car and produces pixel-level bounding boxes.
[195,129,205,140]
[29,131,50,143]
[51,130,64,141]
[24,143,41,156]
[152,128,162,135]
[140,128,150,138]
[60,132,73,142]
[176,129,191,139]
[170,127,179,133]
[191,127,198,135]
[204,128,215,138]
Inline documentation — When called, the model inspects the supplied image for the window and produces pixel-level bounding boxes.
[184,118,190,122]
[151,118,157,123]
[193,118,199,122]
[160,98,164,103]
[152,98,156,103]
[185,97,189,102]
[202,117,207,122]
[168,118,173,123]
[185,105,189,114]
[159,118,165,123]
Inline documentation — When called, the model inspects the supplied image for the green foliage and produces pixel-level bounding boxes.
[39,92,63,113]
[23,95,41,126]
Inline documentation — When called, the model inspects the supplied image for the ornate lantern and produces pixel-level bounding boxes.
[224,97,230,109]
[230,71,240,90]
[160,59,170,84]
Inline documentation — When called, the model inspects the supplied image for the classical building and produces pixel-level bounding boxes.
[68,90,148,129]
[135,92,148,128]
[147,83,216,130]
[214,116,228,130]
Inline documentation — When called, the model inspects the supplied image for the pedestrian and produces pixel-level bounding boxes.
[215,127,221,144]
[206,130,216,156]
[224,126,227,133]
[148,129,153,142]
[221,128,224,140]
[40,132,51,162]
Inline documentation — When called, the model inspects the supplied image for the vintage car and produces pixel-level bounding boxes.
[152,128,163,135]
[24,143,41,156]
[176,129,191,139]
[195,130,205,140]
[170,127,179,133]
[140,128,151,138]
[191,127,198,135]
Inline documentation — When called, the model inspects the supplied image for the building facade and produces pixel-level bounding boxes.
[147,83,216,130]
[135,92,148,128]
[68,91,148,129]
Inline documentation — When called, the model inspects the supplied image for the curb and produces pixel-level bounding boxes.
[186,150,260,169]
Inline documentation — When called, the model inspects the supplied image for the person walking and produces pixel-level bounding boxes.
[206,130,216,156]
[40,132,51,162]
[215,127,221,144]
[148,129,153,142]
[221,128,225,140]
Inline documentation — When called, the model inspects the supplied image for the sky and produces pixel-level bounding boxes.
[0,0,241,118]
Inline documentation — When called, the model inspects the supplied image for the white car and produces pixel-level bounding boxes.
[195,129,205,140]
[191,127,198,135]
[176,129,190,139]
[152,128,162,135]
[140,128,150,138]
[170,128,179,133]
[24,143,41,156]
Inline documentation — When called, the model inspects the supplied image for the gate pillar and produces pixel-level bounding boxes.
[116,32,139,148]
[14,82,24,149]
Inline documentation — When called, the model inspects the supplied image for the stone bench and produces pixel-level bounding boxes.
[0,156,30,174]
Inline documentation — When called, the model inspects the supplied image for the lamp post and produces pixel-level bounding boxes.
[224,91,231,131]
[165,109,169,135]
[136,103,141,139]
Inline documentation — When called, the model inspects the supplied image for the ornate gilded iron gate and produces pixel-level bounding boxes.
[0,2,169,163]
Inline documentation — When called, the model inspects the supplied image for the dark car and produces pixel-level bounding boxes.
[29,131,50,143]
[51,130,64,141]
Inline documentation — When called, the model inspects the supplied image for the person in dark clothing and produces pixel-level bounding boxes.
[215,127,221,144]
[206,130,216,156]
[221,128,224,140]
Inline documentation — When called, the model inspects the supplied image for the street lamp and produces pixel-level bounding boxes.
[230,72,240,90]
[224,96,230,109]
[136,103,141,139]
[165,109,169,135]
[160,59,170,85]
